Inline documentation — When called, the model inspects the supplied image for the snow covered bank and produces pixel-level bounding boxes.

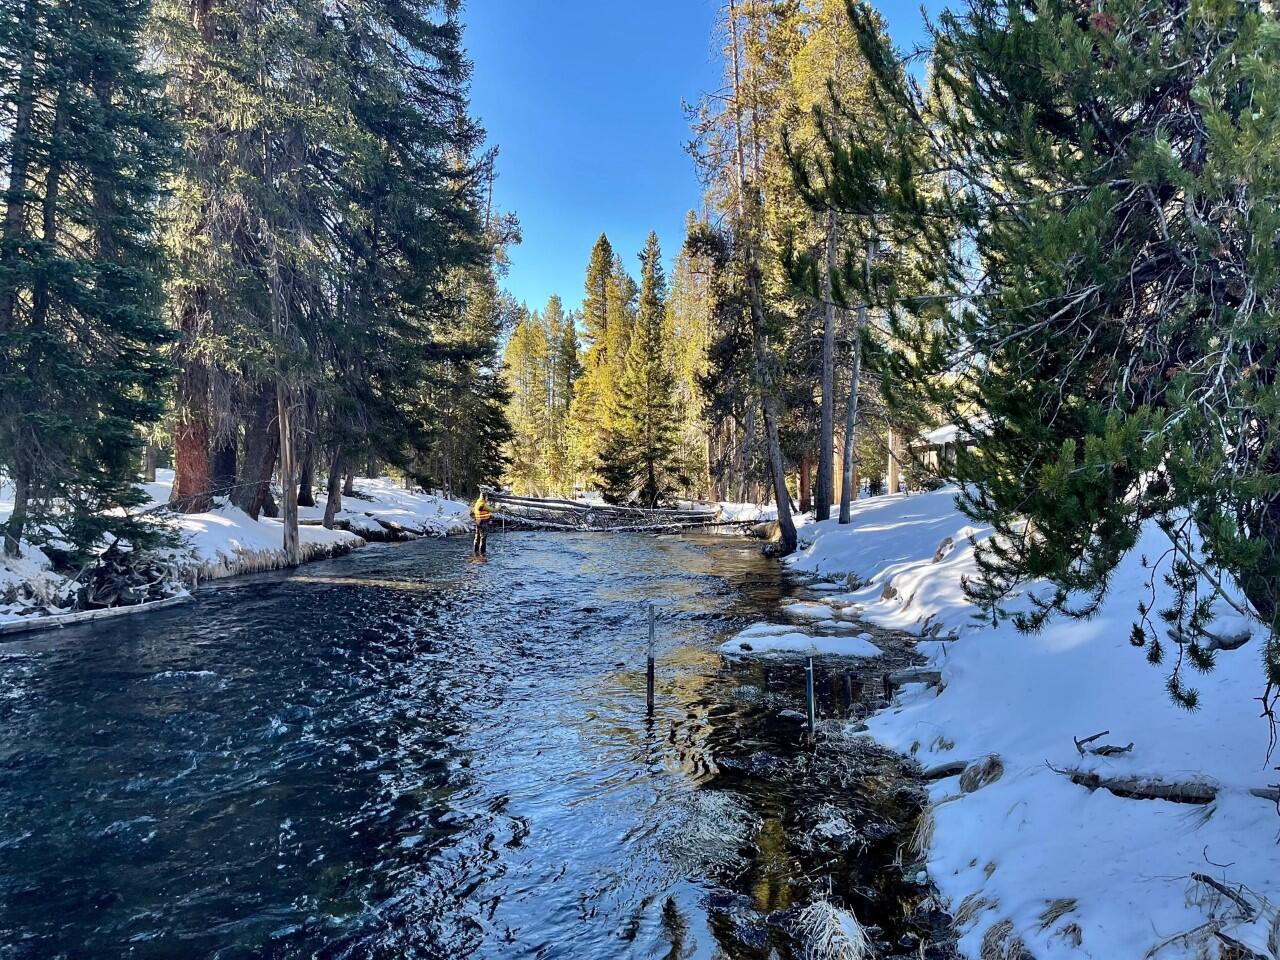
[786,488,1280,959]
[1,472,472,629]
[719,621,883,658]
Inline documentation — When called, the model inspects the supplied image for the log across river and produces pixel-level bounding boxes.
[0,530,950,958]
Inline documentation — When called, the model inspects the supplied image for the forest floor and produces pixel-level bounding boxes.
[0,471,471,630]
[765,488,1280,959]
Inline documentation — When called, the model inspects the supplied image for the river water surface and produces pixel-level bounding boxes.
[0,532,944,958]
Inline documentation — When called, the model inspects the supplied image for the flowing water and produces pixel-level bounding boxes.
[0,531,947,958]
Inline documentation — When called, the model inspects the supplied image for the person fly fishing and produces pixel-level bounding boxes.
[472,493,492,554]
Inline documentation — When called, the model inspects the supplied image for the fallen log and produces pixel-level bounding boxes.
[921,759,970,781]
[1059,768,1218,805]
[887,668,943,689]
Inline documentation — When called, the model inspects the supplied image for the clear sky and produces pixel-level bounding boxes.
[462,1,941,315]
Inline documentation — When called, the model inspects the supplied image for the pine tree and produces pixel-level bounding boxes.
[502,305,551,494]
[822,0,1280,706]
[0,0,172,560]
[601,233,679,506]
[568,234,618,487]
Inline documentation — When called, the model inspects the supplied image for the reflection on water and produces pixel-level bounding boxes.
[0,531,945,958]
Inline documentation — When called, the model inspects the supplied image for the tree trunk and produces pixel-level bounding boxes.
[323,448,344,528]
[142,444,158,483]
[343,470,355,497]
[816,208,838,522]
[170,346,213,513]
[2,473,30,558]
[232,385,279,520]
[727,0,795,555]
[276,380,299,565]
[887,428,902,495]
[799,453,812,515]
[211,438,237,497]
[297,445,315,507]
[840,241,875,524]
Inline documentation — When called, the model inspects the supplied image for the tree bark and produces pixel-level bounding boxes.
[211,438,237,497]
[142,444,158,484]
[816,208,838,522]
[171,382,213,513]
[727,0,796,555]
[323,448,344,528]
[840,241,875,524]
[343,470,355,497]
[232,385,278,520]
[887,427,901,495]
[799,452,812,515]
[2,473,30,558]
[276,380,299,565]
[297,445,315,507]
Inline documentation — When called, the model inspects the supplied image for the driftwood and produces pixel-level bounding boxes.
[1073,730,1135,757]
[483,488,729,532]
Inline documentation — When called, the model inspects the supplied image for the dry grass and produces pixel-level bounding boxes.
[1038,897,1078,930]
[953,893,997,929]
[960,754,1005,794]
[796,900,875,960]
[979,919,1031,960]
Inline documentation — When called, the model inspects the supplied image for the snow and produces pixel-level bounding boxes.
[1,471,472,627]
[786,487,1280,958]
[720,621,883,658]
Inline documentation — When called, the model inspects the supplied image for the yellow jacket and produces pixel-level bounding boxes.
[473,496,492,521]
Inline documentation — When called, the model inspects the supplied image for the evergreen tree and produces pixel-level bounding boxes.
[568,234,617,487]
[821,0,1280,706]
[600,233,679,506]
[502,304,551,494]
[0,0,172,559]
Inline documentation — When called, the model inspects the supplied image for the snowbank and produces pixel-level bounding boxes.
[720,621,883,658]
[1,472,472,628]
[787,487,1280,959]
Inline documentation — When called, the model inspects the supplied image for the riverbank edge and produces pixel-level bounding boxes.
[777,488,1280,959]
[1,474,474,636]
[742,566,956,954]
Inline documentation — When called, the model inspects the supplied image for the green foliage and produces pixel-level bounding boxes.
[812,0,1280,707]
[0,0,174,560]
[599,233,681,506]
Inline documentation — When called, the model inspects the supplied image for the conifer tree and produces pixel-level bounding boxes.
[600,233,679,506]
[0,0,172,559]
[820,0,1280,706]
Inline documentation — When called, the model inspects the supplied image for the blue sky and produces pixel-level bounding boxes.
[462,1,941,314]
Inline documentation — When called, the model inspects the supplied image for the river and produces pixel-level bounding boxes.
[0,531,946,958]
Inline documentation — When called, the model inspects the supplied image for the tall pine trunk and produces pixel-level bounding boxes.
[3,473,31,558]
[799,452,811,515]
[839,241,874,524]
[323,449,344,528]
[169,0,221,515]
[211,438,237,497]
[816,208,838,521]
[232,385,278,520]
[728,0,796,554]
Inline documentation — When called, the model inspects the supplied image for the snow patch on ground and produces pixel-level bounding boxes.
[720,622,883,658]
[787,487,1280,959]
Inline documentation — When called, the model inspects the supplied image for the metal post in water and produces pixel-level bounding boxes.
[646,603,656,716]
[805,656,816,738]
